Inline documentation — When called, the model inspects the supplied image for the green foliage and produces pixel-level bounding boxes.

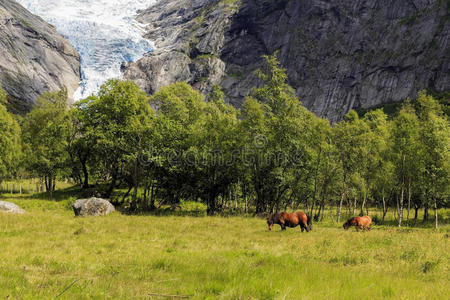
[240,53,319,213]
[148,82,241,214]
[14,56,448,227]
[0,84,6,105]
[0,85,21,183]
[21,88,69,193]
[74,80,154,200]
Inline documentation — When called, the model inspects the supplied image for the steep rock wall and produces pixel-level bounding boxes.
[0,0,80,113]
[124,0,450,121]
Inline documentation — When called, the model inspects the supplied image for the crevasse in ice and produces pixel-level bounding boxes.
[16,0,155,100]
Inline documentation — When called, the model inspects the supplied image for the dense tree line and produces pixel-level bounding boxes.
[0,56,448,227]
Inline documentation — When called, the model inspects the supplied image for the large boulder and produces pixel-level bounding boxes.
[0,201,26,214]
[72,197,115,217]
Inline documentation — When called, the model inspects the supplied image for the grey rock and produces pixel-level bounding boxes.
[123,0,450,121]
[123,0,235,96]
[0,201,26,214]
[0,0,80,113]
[72,197,115,217]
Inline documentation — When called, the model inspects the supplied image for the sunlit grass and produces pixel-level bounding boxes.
[0,198,448,299]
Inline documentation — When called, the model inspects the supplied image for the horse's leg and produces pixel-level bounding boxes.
[300,221,308,233]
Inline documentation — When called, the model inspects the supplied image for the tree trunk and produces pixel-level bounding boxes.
[361,194,366,216]
[311,147,321,216]
[149,183,156,210]
[44,176,49,192]
[105,168,118,198]
[433,196,438,229]
[48,175,54,200]
[132,158,139,205]
[346,197,351,214]
[337,175,346,223]
[315,203,321,221]
[319,185,327,221]
[234,185,238,211]
[320,201,325,221]
[207,194,217,216]
[121,185,132,204]
[81,157,89,189]
[255,191,265,214]
[395,193,399,221]
[399,179,404,227]
[382,190,387,222]
[406,178,411,222]
[424,202,429,221]
[143,184,148,210]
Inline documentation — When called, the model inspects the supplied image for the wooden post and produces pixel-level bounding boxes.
[20,183,22,194]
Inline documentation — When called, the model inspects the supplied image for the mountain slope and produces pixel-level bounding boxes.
[123,0,450,121]
[0,0,80,113]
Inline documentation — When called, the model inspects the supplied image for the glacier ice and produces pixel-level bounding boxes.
[16,0,155,100]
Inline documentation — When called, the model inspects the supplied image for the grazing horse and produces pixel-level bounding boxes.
[267,211,312,232]
[343,216,372,231]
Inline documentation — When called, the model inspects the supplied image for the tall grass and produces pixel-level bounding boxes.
[0,198,448,299]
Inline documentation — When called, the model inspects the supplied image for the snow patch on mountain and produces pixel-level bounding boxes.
[16,0,155,100]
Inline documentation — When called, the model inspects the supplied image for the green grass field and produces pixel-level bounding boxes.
[0,196,449,299]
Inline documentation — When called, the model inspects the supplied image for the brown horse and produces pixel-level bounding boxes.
[267,211,312,232]
[343,216,372,231]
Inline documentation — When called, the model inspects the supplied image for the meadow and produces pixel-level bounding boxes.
[0,195,449,299]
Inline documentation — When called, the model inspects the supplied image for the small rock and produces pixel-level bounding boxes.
[72,197,115,217]
[0,201,26,214]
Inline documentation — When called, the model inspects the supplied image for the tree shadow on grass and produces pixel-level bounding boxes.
[2,185,105,202]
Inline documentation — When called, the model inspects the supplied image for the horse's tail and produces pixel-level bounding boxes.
[306,213,313,231]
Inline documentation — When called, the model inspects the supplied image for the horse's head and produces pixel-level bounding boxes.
[343,221,350,230]
[267,218,274,231]
[267,215,275,231]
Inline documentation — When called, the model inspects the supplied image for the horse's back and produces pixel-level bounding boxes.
[280,212,304,227]
[294,211,308,225]
[361,216,372,226]
[281,212,296,226]
[349,217,358,225]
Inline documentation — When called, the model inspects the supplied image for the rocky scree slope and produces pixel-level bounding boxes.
[0,0,80,113]
[123,0,450,121]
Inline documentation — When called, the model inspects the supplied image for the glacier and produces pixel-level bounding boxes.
[16,0,155,100]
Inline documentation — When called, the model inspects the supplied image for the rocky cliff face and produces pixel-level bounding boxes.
[124,0,450,121]
[0,0,80,113]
